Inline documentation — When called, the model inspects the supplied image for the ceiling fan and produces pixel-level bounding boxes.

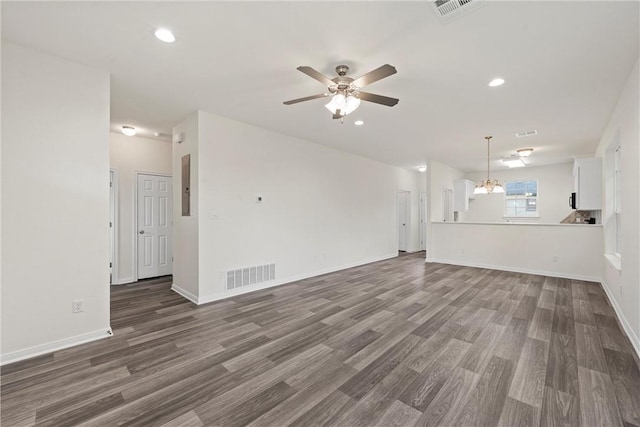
[283,64,399,119]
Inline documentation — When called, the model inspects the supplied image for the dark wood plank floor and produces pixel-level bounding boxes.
[2,253,640,426]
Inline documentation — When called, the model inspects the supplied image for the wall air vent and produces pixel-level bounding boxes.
[430,0,484,23]
[516,129,538,138]
[226,263,275,291]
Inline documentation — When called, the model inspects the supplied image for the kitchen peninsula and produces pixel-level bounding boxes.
[429,221,602,281]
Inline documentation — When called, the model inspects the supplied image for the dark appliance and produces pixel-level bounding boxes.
[569,192,577,210]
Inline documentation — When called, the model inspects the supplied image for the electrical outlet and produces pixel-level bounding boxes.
[553,255,559,262]
[460,248,465,254]
[72,299,84,314]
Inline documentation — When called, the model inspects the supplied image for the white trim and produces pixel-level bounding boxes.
[175,253,398,305]
[600,276,640,360]
[0,327,113,366]
[427,257,602,283]
[112,276,136,285]
[110,168,119,284]
[171,283,199,304]
[134,171,173,281]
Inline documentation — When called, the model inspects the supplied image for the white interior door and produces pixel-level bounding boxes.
[398,191,409,252]
[137,174,173,279]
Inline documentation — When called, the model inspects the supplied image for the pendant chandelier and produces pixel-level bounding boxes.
[474,136,504,194]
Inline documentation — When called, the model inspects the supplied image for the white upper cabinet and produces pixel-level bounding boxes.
[573,158,602,210]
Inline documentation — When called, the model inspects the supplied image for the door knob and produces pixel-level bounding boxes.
[139,230,144,234]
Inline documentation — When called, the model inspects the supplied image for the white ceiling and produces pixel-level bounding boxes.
[2,1,638,172]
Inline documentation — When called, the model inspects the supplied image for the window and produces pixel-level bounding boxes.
[504,180,538,217]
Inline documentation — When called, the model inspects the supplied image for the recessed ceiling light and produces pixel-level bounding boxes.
[122,126,136,136]
[354,120,364,126]
[418,165,427,172]
[488,78,505,87]
[154,28,175,43]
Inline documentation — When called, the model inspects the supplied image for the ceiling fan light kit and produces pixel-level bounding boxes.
[324,93,361,116]
[284,64,399,120]
[474,136,505,195]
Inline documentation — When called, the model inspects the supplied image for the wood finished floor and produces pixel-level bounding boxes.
[2,253,640,427]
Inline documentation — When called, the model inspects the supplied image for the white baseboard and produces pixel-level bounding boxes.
[428,257,602,283]
[111,276,135,285]
[177,253,398,305]
[600,276,640,359]
[0,327,113,366]
[171,284,199,304]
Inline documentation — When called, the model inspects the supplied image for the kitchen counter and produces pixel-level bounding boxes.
[429,221,602,281]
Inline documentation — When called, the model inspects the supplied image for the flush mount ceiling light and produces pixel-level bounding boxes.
[502,157,526,168]
[474,136,504,195]
[154,28,175,43]
[354,120,364,126]
[418,165,427,172]
[121,126,136,136]
[517,148,534,157]
[488,78,505,87]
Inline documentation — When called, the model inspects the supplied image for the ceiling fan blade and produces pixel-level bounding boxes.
[297,66,335,87]
[357,91,399,107]
[283,93,329,105]
[351,64,397,88]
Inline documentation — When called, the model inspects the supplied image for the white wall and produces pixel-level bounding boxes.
[463,162,574,223]
[425,160,465,261]
[431,223,602,281]
[595,59,640,354]
[172,110,422,303]
[171,114,200,301]
[1,43,111,363]
[109,133,172,284]
[428,160,465,222]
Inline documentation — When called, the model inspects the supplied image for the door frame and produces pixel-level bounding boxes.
[134,171,173,281]
[110,169,119,285]
[420,191,427,251]
[397,190,411,252]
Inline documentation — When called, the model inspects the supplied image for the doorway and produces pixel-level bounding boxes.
[136,173,173,280]
[398,190,410,252]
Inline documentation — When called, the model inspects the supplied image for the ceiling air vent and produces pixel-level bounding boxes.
[431,0,484,23]
[515,129,538,138]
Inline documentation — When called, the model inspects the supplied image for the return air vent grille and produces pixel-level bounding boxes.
[431,0,484,23]
[226,263,275,290]
[516,129,538,138]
